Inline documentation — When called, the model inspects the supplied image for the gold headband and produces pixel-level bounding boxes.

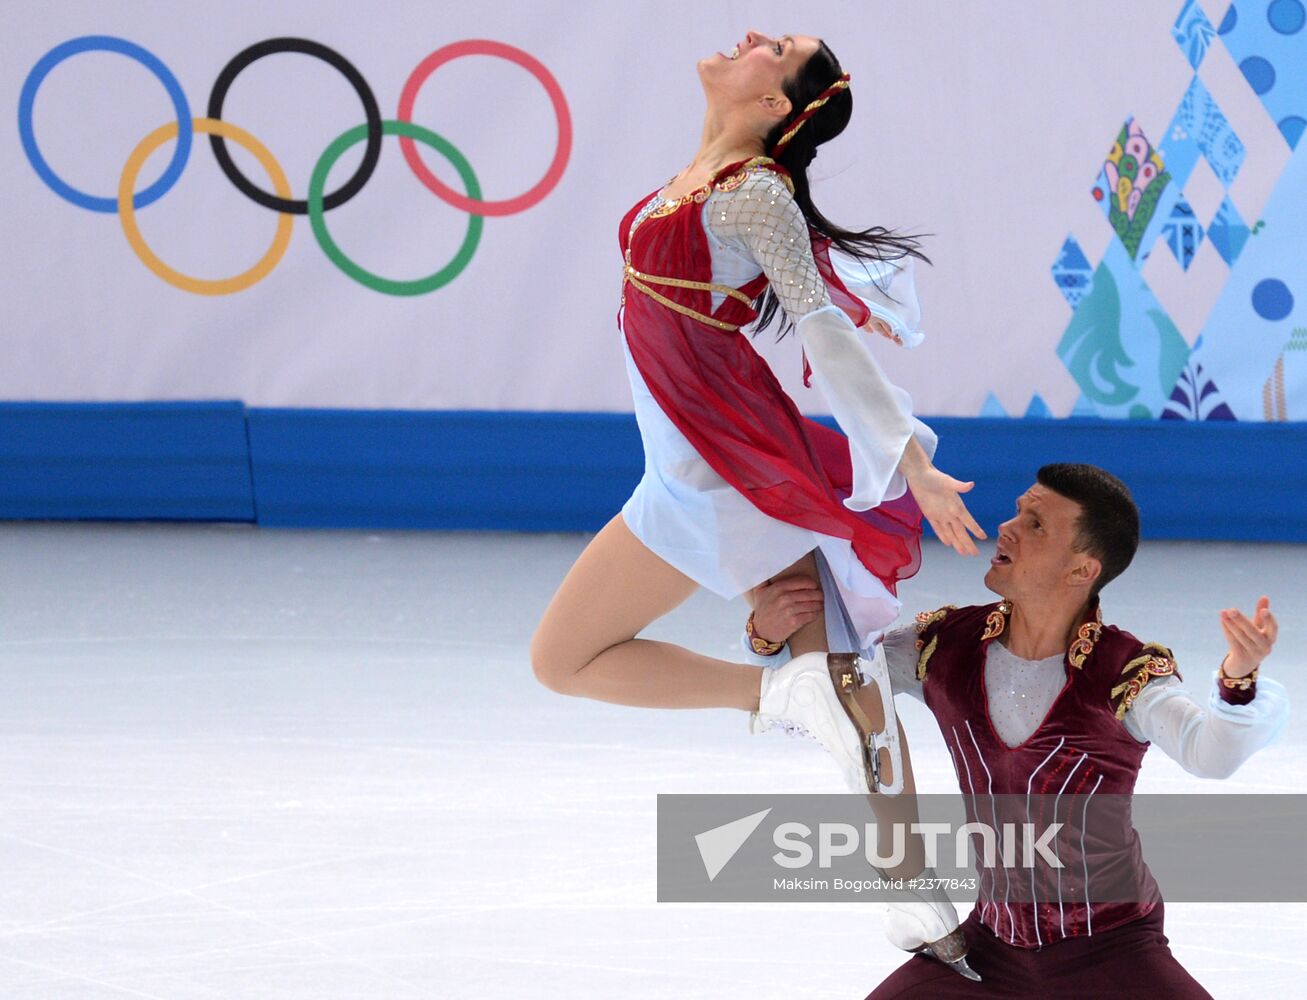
[770,73,851,155]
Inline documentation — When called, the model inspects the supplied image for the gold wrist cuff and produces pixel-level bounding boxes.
[1218,656,1258,690]
[746,613,785,657]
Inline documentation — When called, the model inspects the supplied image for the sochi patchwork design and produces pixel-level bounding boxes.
[1048,1,1304,423]
[989,2,1305,422]
[18,36,572,296]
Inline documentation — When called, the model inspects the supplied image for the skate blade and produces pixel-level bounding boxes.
[913,945,981,981]
[912,932,981,982]
[826,653,887,793]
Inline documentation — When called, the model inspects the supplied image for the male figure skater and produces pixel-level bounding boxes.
[746,463,1288,997]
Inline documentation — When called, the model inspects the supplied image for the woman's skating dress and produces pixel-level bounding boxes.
[617,156,937,645]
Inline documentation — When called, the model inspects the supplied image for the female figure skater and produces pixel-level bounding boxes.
[531,31,984,978]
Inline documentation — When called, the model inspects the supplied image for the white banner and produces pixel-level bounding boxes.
[4,0,1301,418]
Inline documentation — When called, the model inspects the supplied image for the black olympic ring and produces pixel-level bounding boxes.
[206,37,383,215]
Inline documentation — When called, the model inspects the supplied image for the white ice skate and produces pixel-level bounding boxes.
[882,872,980,982]
[750,648,904,795]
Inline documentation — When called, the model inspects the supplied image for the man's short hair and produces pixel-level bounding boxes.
[1036,463,1140,595]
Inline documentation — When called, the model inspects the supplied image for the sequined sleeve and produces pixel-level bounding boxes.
[705,170,831,319]
[708,168,925,508]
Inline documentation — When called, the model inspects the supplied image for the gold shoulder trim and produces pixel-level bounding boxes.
[715,168,750,193]
[916,634,939,682]
[912,604,957,682]
[912,604,957,681]
[715,156,795,196]
[914,604,957,635]
[1110,644,1179,720]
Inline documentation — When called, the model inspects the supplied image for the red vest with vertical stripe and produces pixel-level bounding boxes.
[916,601,1176,949]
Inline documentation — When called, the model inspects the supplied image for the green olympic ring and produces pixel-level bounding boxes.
[309,120,483,296]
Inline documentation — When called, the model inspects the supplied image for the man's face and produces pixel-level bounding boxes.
[984,483,1098,602]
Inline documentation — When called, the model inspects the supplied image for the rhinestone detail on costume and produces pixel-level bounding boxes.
[705,169,831,319]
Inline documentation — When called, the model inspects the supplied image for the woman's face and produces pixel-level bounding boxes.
[699,31,821,114]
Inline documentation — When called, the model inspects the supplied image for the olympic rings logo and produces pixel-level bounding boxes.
[18,35,572,296]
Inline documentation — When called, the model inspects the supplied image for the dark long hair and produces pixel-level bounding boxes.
[753,41,930,336]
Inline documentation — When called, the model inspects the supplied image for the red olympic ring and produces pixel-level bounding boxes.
[397,39,571,217]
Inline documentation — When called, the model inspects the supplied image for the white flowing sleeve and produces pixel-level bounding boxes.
[1123,672,1291,779]
[707,171,936,509]
[828,252,927,350]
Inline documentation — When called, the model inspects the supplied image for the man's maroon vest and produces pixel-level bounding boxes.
[915,599,1179,949]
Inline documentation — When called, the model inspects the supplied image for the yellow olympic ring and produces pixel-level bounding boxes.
[118,118,293,296]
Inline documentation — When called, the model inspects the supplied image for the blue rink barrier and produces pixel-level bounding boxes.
[0,401,254,521]
[925,417,1304,542]
[0,403,1304,542]
[246,408,642,530]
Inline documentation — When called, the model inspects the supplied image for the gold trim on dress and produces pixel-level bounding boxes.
[620,157,791,330]
[623,271,742,331]
[637,156,795,232]
[625,263,754,308]
[646,184,712,220]
[715,156,795,196]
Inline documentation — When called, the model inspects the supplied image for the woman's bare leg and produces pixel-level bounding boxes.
[531,514,762,710]
[537,526,928,874]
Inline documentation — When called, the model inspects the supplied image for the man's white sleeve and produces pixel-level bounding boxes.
[1124,672,1290,778]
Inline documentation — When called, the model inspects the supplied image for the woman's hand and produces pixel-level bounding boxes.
[898,439,985,556]
[863,316,903,346]
[748,574,824,645]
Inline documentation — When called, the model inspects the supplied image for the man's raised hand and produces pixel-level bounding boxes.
[1220,596,1278,678]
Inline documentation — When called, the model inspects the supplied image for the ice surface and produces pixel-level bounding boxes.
[0,524,1302,998]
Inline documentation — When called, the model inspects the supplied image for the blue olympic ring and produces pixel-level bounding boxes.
[18,35,193,213]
